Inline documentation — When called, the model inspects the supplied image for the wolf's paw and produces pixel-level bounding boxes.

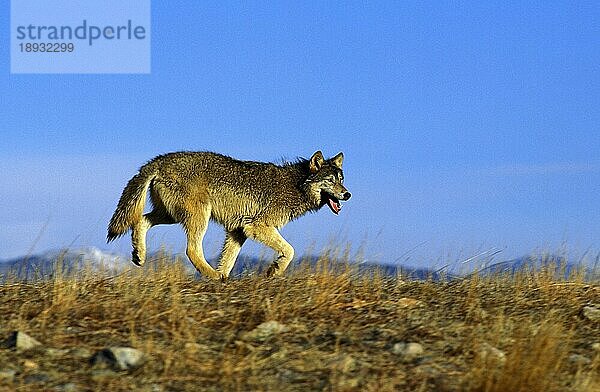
[215,268,229,282]
[207,270,226,281]
[265,262,280,278]
[131,251,145,267]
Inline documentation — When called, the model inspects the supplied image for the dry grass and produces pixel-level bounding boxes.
[0,254,598,391]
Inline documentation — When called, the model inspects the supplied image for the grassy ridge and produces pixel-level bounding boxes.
[0,255,598,391]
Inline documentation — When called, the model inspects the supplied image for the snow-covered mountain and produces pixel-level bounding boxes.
[0,247,130,279]
[1,248,597,281]
[0,248,454,281]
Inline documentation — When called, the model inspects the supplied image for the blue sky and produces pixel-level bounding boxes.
[1,2,599,268]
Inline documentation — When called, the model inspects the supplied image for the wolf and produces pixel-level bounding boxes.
[107,150,351,280]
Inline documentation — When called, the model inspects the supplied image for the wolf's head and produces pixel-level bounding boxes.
[304,151,351,215]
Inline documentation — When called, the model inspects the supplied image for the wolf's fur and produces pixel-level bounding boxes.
[107,151,351,280]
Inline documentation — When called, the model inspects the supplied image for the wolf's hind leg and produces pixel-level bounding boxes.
[243,225,294,277]
[131,217,151,266]
[131,207,176,266]
[216,229,247,278]
[183,206,221,280]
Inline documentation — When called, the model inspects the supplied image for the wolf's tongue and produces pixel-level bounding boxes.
[328,198,341,215]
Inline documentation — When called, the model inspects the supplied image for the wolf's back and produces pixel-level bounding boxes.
[107,163,156,242]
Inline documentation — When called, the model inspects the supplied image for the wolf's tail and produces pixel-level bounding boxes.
[107,164,156,242]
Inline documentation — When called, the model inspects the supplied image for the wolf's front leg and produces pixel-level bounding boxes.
[183,207,223,280]
[243,225,294,277]
[216,229,247,279]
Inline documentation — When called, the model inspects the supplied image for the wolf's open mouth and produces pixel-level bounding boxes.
[324,194,342,215]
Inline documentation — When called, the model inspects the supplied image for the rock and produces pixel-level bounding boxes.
[479,343,506,363]
[278,368,307,384]
[2,331,42,351]
[582,306,600,322]
[568,354,591,366]
[22,359,39,370]
[55,383,78,392]
[0,369,16,382]
[90,347,145,371]
[241,321,288,342]
[144,383,164,392]
[24,373,50,384]
[392,342,425,361]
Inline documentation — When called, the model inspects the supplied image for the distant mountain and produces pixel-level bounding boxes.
[360,263,457,281]
[0,247,130,280]
[471,255,598,281]
[0,248,274,280]
[1,249,597,282]
[0,248,453,281]
[298,255,457,281]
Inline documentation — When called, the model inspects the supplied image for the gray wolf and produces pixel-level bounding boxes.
[107,150,351,280]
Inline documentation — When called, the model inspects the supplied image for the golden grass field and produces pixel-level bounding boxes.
[0,252,598,391]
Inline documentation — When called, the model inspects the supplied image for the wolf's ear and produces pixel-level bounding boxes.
[309,151,325,173]
[330,152,344,169]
